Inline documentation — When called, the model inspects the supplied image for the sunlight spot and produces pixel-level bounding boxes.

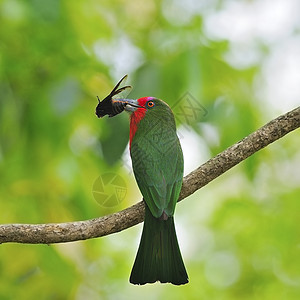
[93,36,144,81]
[205,251,240,288]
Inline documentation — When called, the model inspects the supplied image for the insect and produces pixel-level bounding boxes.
[95,75,132,118]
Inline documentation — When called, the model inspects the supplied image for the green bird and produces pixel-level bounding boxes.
[118,96,188,285]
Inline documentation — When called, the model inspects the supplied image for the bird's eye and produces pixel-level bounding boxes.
[147,101,155,108]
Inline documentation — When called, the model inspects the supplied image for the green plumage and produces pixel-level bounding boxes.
[129,98,188,285]
[130,206,188,284]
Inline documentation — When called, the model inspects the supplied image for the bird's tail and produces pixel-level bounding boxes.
[130,205,188,285]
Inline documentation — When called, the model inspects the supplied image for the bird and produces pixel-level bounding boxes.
[117,96,188,285]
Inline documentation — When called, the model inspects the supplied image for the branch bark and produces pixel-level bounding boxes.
[1,106,299,244]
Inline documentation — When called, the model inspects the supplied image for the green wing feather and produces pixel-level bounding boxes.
[130,118,183,218]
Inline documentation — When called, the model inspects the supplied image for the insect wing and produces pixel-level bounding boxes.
[110,85,132,117]
[96,75,132,118]
[110,74,128,96]
[112,85,132,101]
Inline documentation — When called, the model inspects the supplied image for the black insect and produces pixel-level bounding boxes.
[96,74,132,118]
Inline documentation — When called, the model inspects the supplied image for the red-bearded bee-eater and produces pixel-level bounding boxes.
[118,96,188,285]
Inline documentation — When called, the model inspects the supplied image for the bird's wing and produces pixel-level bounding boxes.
[131,137,183,218]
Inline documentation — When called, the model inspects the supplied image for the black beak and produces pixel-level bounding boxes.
[116,99,143,112]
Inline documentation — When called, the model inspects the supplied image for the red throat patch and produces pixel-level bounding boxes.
[129,97,150,148]
[129,108,146,148]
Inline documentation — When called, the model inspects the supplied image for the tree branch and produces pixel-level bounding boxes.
[1,107,299,244]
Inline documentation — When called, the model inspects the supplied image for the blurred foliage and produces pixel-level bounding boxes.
[0,0,299,299]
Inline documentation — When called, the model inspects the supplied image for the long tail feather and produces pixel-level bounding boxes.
[130,205,188,285]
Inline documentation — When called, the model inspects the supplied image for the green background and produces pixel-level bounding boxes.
[0,0,299,299]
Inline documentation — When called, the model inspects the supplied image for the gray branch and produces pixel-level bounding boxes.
[0,106,299,244]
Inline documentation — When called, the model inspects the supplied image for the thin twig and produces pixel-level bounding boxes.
[0,106,299,244]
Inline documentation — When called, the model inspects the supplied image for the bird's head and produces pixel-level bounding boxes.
[116,97,175,147]
[118,96,172,116]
